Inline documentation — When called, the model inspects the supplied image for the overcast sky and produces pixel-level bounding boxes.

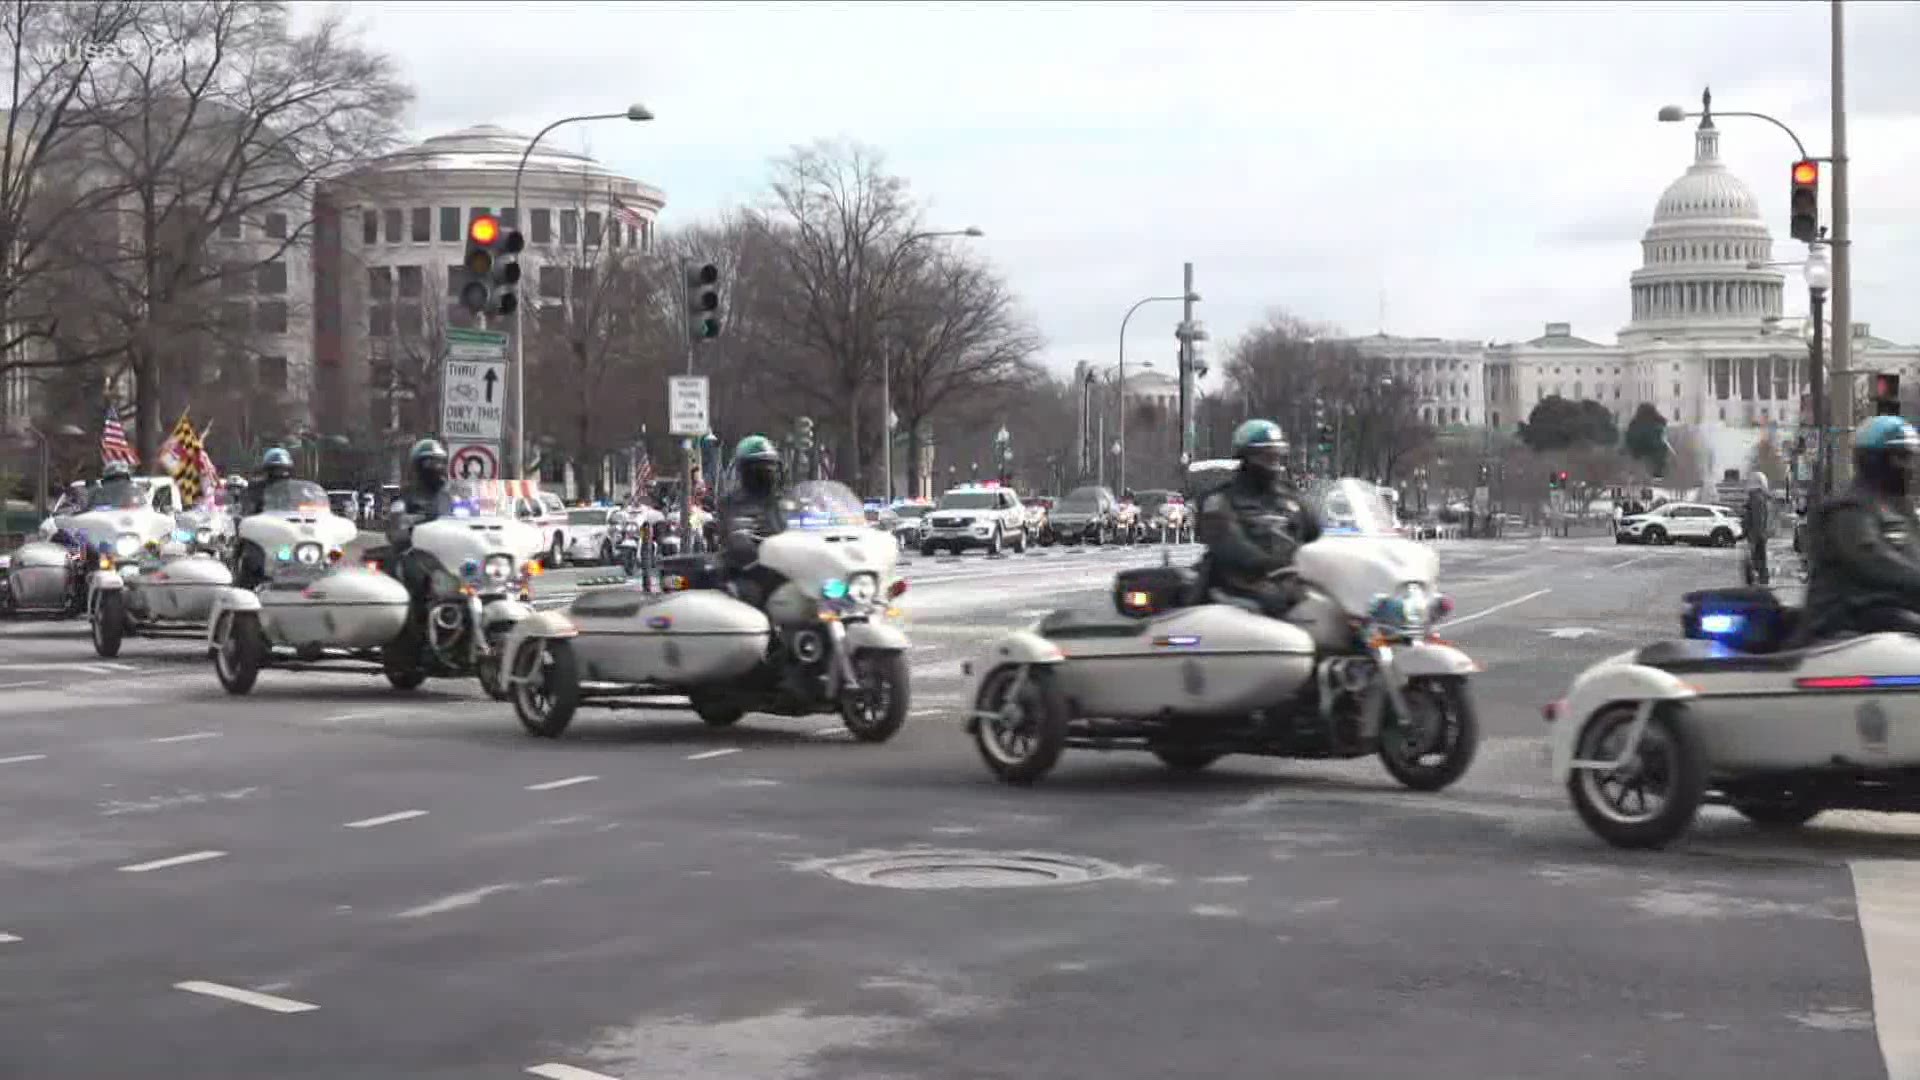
[305,1,1920,380]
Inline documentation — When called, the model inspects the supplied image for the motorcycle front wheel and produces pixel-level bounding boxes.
[513,638,580,737]
[973,664,1069,784]
[91,590,127,658]
[1378,675,1479,792]
[840,649,909,742]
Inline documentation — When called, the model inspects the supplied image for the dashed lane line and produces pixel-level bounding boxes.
[0,680,49,690]
[0,933,19,944]
[1443,588,1552,630]
[525,775,598,792]
[909,708,945,718]
[0,753,47,765]
[526,1064,620,1080]
[686,748,741,761]
[148,731,222,744]
[118,850,228,873]
[343,809,428,829]
[173,981,320,1014]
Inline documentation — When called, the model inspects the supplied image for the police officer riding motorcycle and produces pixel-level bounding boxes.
[386,438,454,607]
[1795,415,1920,641]
[717,434,790,608]
[232,448,299,589]
[1197,419,1322,617]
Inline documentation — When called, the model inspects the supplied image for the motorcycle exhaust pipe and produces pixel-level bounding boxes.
[791,628,825,663]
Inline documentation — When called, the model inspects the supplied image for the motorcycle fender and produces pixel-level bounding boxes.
[1393,640,1480,678]
[842,619,910,653]
[501,611,579,683]
[1549,664,1698,784]
[205,587,262,647]
[481,597,533,629]
[88,569,126,596]
[962,631,1065,733]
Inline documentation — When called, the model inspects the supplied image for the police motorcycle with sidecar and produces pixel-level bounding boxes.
[4,474,184,618]
[1546,584,1920,849]
[87,523,234,657]
[964,478,1481,786]
[500,480,912,743]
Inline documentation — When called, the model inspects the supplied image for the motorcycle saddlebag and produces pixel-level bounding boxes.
[1113,566,1199,618]
[1681,587,1792,653]
[660,553,723,592]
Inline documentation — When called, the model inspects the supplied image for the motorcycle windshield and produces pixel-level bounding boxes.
[1311,478,1400,537]
[782,481,868,530]
[82,481,149,511]
[259,480,331,514]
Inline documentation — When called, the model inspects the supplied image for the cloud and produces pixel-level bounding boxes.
[304,0,1920,372]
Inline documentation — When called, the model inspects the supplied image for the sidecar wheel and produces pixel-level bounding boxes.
[1731,795,1823,829]
[213,612,264,695]
[973,664,1068,784]
[841,649,909,743]
[92,591,127,658]
[1151,747,1222,772]
[1379,676,1479,792]
[692,694,744,728]
[1568,703,1706,849]
[513,638,579,738]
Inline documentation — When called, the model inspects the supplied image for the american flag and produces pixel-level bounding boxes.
[100,405,138,467]
[610,195,647,230]
[637,449,654,489]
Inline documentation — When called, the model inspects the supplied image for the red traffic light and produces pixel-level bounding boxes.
[468,214,500,246]
[1792,160,1819,186]
[1875,372,1900,398]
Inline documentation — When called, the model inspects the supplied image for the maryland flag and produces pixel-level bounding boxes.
[161,412,209,507]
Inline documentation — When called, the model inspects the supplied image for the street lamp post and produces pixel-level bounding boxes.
[1117,291,1199,494]
[875,227,981,503]
[1805,247,1833,497]
[25,423,82,514]
[510,103,654,480]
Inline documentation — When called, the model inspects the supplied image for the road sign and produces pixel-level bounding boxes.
[669,375,710,437]
[450,442,500,480]
[442,330,509,442]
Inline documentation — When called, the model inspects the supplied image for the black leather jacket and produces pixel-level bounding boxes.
[1196,469,1322,593]
[719,488,787,545]
[386,483,452,547]
[1799,487,1920,639]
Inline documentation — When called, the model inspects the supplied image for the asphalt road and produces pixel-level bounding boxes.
[0,534,1909,1079]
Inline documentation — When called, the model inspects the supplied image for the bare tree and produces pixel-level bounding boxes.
[46,0,409,459]
[750,138,924,491]
[370,262,451,438]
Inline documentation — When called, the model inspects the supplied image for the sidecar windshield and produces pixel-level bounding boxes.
[782,481,867,530]
[1312,478,1399,537]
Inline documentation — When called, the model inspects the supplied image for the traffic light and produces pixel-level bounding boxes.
[795,416,814,477]
[686,263,721,340]
[1477,464,1490,484]
[1874,372,1901,416]
[459,215,524,316]
[1789,159,1820,244]
[1549,470,1568,490]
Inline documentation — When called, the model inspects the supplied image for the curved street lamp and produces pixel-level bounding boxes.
[1118,291,1199,493]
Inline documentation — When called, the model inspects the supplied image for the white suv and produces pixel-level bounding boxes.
[1617,501,1745,547]
[922,484,1027,556]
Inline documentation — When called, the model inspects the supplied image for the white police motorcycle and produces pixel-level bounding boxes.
[501,480,912,741]
[88,524,233,657]
[5,477,181,617]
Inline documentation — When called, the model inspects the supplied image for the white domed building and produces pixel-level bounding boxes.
[311,124,665,466]
[1486,92,1919,485]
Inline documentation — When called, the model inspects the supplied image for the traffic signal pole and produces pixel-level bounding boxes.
[680,264,696,539]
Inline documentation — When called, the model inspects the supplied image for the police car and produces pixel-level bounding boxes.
[921,482,1028,556]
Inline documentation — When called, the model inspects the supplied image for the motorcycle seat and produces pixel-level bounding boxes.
[570,586,672,618]
[1633,638,1809,673]
[1038,609,1152,638]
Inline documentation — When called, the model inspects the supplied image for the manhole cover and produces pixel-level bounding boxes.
[808,849,1120,890]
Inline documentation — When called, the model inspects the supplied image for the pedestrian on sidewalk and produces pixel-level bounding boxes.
[1742,472,1772,586]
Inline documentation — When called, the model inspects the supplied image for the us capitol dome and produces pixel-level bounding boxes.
[1482,88,1919,485]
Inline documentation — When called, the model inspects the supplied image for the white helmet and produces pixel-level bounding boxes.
[1746,472,1769,492]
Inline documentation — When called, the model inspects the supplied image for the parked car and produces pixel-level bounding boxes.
[1615,501,1744,546]
[921,483,1028,556]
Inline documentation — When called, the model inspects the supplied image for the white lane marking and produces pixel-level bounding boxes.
[0,662,116,674]
[173,981,319,1014]
[0,680,49,690]
[686,748,740,761]
[0,753,47,765]
[812,725,849,738]
[0,932,19,944]
[397,877,574,919]
[1609,553,1659,570]
[527,1064,620,1080]
[118,850,227,873]
[525,774,598,791]
[343,809,428,829]
[909,708,944,718]
[1445,588,1552,629]
[1850,861,1920,1080]
[149,731,222,744]
[913,644,939,652]
[96,662,140,671]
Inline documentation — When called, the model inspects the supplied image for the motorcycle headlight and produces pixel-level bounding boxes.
[847,573,879,605]
[1369,583,1431,634]
[195,527,213,545]
[113,533,140,557]
[294,542,324,566]
[483,554,514,583]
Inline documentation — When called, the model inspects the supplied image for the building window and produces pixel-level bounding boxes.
[396,304,423,339]
[259,355,288,392]
[220,301,249,334]
[532,209,552,244]
[220,217,243,240]
[446,265,466,297]
[539,265,564,300]
[411,207,430,243]
[439,207,460,243]
[585,211,603,246]
[610,221,621,249]
[256,300,288,335]
[257,261,287,295]
[397,265,423,300]
[571,267,594,296]
[264,212,287,240]
[468,206,491,226]
[362,210,378,246]
[369,305,393,337]
[384,208,403,244]
[560,210,578,244]
[368,266,392,301]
